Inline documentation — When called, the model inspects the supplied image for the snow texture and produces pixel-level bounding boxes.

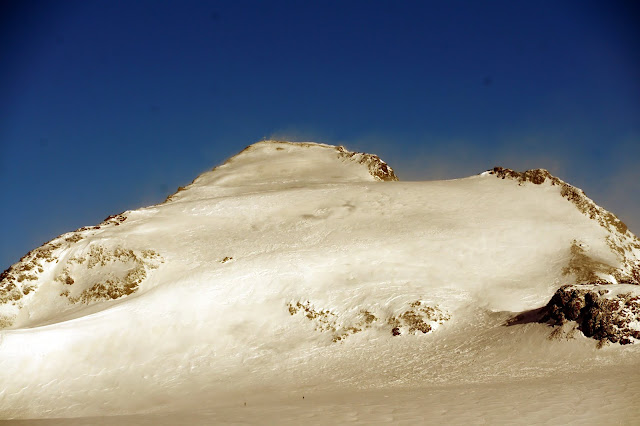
[1,141,639,423]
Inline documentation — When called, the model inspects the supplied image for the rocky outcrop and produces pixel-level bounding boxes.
[540,284,640,345]
[0,211,130,309]
[59,245,163,304]
[487,167,554,186]
[334,145,398,182]
[387,300,450,336]
[287,299,449,342]
[0,211,162,329]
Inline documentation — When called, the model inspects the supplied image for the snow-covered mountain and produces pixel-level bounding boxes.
[1,141,639,423]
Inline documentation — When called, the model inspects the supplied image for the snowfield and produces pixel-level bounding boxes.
[1,141,639,424]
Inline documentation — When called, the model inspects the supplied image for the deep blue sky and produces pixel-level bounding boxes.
[1,0,639,270]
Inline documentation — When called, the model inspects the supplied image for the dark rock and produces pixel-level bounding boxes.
[541,284,640,346]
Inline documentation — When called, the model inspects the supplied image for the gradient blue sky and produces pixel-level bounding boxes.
[1,0,639,270]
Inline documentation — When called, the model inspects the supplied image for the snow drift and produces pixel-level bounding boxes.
[1,140,639,422]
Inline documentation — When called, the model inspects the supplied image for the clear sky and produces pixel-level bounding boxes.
[1,0,639,270]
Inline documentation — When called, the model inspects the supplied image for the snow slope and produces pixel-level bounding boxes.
[1,140,639,423]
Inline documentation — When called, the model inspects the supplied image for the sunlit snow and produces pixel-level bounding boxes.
[1,141,639,424]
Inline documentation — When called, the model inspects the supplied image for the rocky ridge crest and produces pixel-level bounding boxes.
[487,167,640,285]
[0,213,163,329]
[165,141,397,202]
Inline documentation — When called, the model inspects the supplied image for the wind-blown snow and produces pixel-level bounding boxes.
[1,141,639,423]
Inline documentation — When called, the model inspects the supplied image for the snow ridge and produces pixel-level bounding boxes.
[0,212,163,329]
[2,142,640,421]
[2,151,639,332]
[164,141,397,202]
[237,141,398,182]
[486,166,640,284]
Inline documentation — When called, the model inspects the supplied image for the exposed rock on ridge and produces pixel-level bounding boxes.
[0,213,163,329]
[228,141,398,182]
[164,141,397,202]
[487,166,640,285]
[334,144,397,182]
[487,167,630,236]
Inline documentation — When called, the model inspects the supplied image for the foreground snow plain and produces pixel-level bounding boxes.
[1,141,639,424]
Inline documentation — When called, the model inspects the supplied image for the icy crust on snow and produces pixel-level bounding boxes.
[540,284,640,345]
[165,140,397,201]
[485,166,640,285]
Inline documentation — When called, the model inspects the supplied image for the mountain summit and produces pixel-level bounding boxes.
[166,140,397,201]
[1,141,639,421]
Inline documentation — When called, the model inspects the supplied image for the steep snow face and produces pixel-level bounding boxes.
[1,141,639,420]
